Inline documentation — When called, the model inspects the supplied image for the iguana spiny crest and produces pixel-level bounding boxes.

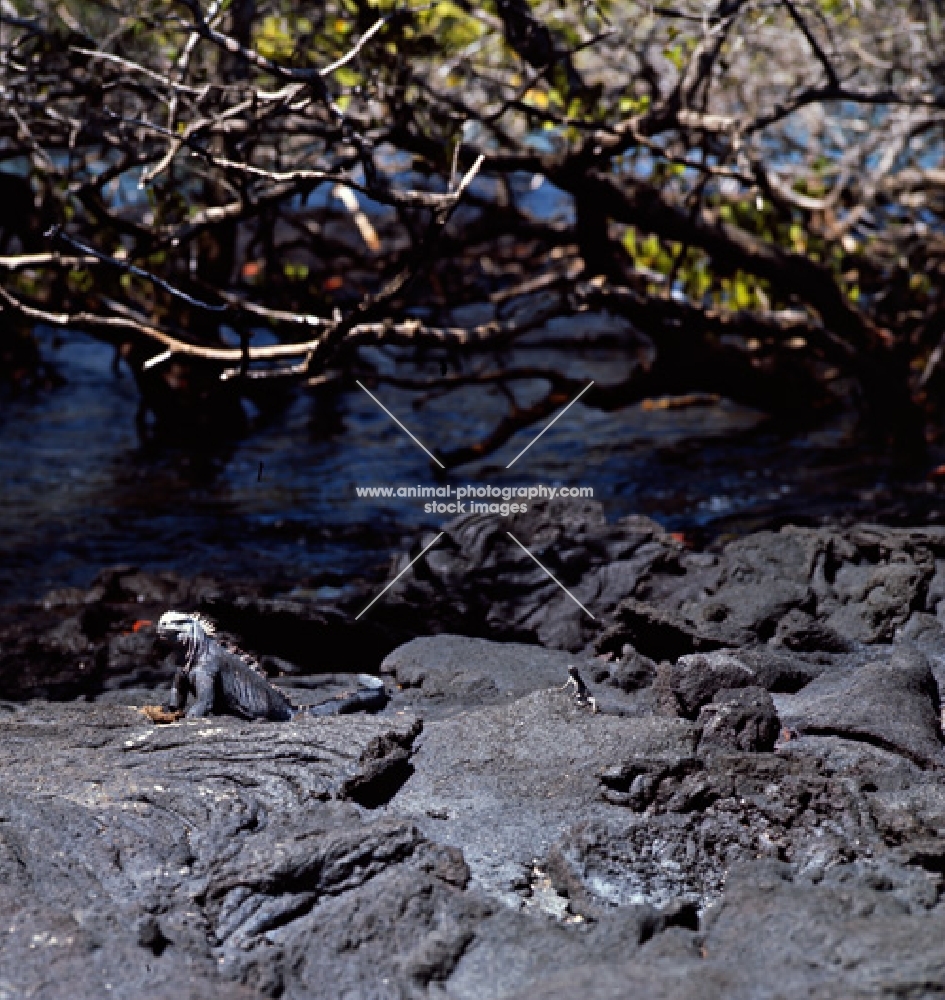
[153,609,388,722]
[157,611,261,673]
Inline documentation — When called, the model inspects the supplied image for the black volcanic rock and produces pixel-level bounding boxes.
[774,608,852,653]
[607,647,658,692]
[380,501,687,651]
[696,686,781,753]
[497,861,945,1000]
[380,633,585,715]
[6,509,945,997]
[596,598,724,662]
[370,504,945,662]
[0,702,430,998]
[777,645,944,767]
[667,651,758,718]
[387,687,700,902]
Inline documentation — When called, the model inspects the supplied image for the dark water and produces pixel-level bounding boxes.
[2,330,943,604]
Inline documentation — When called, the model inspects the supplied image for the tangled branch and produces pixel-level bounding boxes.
[0,0,942,457]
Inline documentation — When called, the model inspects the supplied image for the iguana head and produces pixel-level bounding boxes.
[157,610,215,640]
[156,611,215,665]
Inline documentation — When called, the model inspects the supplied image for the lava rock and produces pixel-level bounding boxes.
[898,611,945,697]
[355,509,945,660]
[734,645,827,693]
[380,633,588,716]
[685,580,812,646]
[8,512,945,998]
[608,647,658,692]
[868,778,945,842]
[496,860,945,999]
[773,608,852,653]
[825,552,932,644]
[696,686,781,753]
[445,903,691,1000]
[389,687,699,901]
[596,599,723,662]
[0,700,441,999]
[778,645,943,767]
[668,651,758,718]
[382,502,687,651]
[587,743,897,914]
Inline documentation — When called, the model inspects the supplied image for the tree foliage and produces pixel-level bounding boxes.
[1,0,944,459]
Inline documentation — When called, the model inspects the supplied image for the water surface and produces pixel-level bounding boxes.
[1,331,940,603]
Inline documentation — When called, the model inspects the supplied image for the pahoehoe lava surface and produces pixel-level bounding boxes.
[4,503,945,998]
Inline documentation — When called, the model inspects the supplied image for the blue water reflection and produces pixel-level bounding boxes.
[0,329,932,602]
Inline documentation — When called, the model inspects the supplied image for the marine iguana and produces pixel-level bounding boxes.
[154,611,388,721]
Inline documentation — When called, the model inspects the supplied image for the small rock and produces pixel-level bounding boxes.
[697,686,781,753]
[608,649,657,692]
[668,651,757,718]
[773,609,852,653]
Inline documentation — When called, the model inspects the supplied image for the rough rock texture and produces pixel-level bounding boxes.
[0,702,432,998]
[6,507,945,998]
[498,861,945,1000]
[388,688,700,903]
[696,686,781,753]
[380,634,594,718]
[777,646,944,767]
[382,501,684,651]
[381,502,945,656]
[380,634,644,718]
[667,651,759,718]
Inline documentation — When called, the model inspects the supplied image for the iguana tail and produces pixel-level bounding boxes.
[298,674,389,718]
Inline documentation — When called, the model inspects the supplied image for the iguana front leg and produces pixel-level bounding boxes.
[163,668,189,714]
[187,664,218,718]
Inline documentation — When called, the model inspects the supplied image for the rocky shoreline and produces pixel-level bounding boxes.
[2,504,945,998]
